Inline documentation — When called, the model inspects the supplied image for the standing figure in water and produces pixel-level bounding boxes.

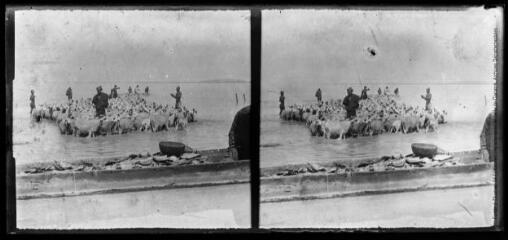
[110,85,119,99]
[235,92,239,105]
[421,88,432,111]
[66,87,73,101]
[342,87,360,119]
[243,93,246,104]
[378,88,382,95]
[315,88,322,103]
[361,86,369,100]
[279,91,285,115]
[92,86,109,118]
[394,88,399,97]
[145,86,149,95]
[171,86,182,109]
[29,89,35,114]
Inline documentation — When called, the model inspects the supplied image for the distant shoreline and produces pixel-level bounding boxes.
[28,79,251,84]
[263,81,495,86]
[201,79,250,83]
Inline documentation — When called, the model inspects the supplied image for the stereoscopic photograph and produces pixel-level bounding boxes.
[12,9,251,229]
[6,5,504,233]
[259,7,501,228]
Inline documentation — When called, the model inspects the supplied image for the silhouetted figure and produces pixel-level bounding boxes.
[421,88,432,111]
[110,85,119,99]
[279,91,285,115]
[315,88,322,103]
[66,87,73,101]
[171,86,182,109]
[29,90,35,114]
[361,86,369,100]
[343,87,360,119]
[92,86,109,117]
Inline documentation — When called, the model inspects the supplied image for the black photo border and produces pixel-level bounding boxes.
[3,0,507,237]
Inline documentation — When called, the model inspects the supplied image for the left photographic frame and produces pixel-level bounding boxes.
[7,7,252,230]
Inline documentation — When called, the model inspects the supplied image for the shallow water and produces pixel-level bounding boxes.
[12,82,494,167]
[260,120,483,168]
[260,84,494,168]
[13,82,250,165]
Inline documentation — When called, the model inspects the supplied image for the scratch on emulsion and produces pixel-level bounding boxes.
[458,202,473,217]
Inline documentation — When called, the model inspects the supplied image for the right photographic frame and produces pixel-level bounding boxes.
[259,7,502,228]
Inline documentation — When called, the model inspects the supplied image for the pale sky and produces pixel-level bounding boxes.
[15,10,250,83]
[13,8,502,90]
[262,7,501,90]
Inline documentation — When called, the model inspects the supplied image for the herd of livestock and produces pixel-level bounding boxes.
[31,94,197,137]
[29,89,446,140]
[280,94,447,140]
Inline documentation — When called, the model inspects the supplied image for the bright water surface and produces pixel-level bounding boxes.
[260,83,495,168]
[13,81,250,165]
[12,81,496,168]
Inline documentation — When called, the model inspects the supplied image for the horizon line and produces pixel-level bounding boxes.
[264,81,495,86]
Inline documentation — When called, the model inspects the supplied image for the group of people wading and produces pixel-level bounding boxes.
[278,86,445,140]
[30,85,251,161]
[279,86,496,163]
[31,84,182,119]
[29,85,194,137]
[280,86,432,120]
[279,86,412,120]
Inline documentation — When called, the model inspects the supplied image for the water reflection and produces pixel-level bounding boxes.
[260,119,483,168]
[13,83,250,165]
